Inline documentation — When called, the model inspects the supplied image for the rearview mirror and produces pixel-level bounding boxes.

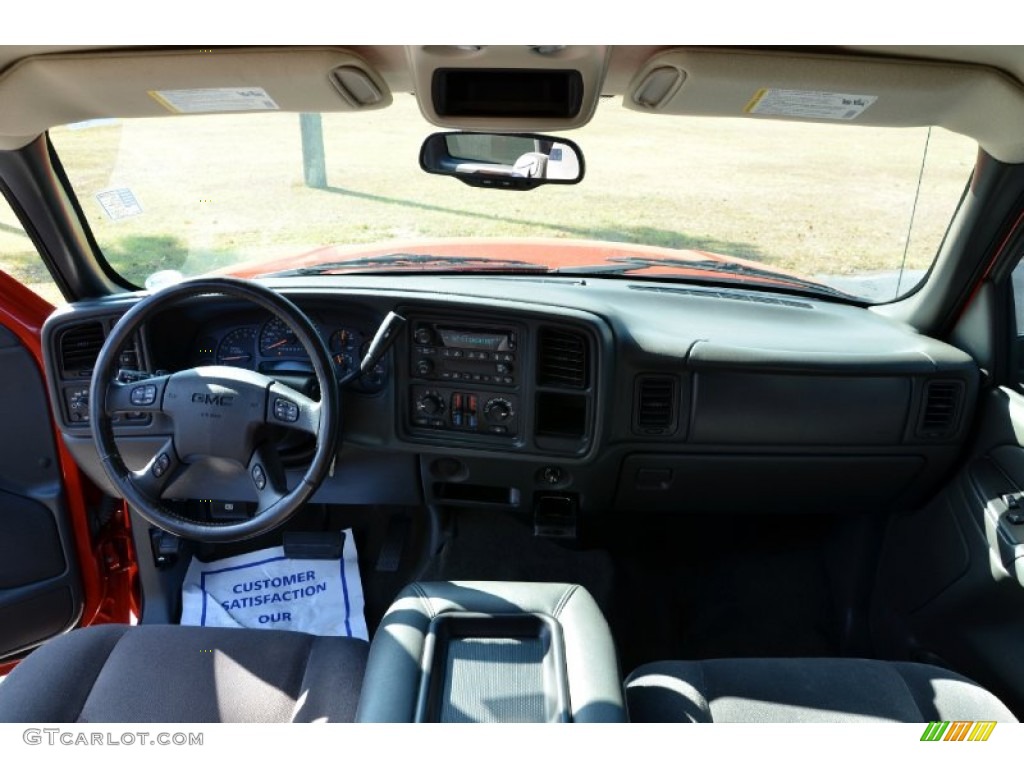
[420,132,584,190]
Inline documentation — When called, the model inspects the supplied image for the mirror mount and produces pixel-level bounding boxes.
[420,132,585,191]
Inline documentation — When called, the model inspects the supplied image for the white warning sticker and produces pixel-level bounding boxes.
[745,89,877,121]
[180,535,367,640]
[148,87,279,114]
[96,188,143,220]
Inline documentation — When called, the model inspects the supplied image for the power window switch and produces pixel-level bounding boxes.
[1002,493,1024,525]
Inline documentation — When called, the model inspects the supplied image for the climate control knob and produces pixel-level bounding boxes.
[484,398,513,424]
[416,393,445,417]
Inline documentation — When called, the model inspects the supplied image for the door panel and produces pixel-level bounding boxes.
[0,270,134,672]
[872,386,1024,716]
[0,323,83,658]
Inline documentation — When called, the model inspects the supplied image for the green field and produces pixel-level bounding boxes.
[0,93,977,305]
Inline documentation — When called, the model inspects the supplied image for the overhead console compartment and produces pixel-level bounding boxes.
[408,45,609,131]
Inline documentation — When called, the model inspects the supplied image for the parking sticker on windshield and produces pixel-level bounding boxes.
[96,187,143,220]
[180,534,367,639]
[744,89,877,121]
[148,87,279,114]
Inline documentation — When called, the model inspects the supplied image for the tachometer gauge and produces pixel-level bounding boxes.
[260,317,307,358]
[216,327,257,367]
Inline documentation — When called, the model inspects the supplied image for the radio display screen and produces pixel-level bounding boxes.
[438,328,513,351]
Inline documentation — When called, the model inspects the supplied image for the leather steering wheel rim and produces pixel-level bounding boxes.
[89,277,339,543]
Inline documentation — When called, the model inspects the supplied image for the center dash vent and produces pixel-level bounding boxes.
[537,328,588,389]
[59,322,105,378]
[634,375,677,435]
[917,380,965,439]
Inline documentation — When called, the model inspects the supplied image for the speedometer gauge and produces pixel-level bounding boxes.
[216,327,257,367]
[260,317,307,358]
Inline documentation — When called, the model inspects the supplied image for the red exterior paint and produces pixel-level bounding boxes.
[224,237,816,292]
[0,272,135,675]
[958,209,1024,322]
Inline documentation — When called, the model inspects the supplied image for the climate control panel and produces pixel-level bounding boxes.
[410,385,519,437]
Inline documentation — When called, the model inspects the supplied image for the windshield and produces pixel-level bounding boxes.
[49,93,976,303]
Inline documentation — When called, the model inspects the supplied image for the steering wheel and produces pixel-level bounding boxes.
[89,277,339,543]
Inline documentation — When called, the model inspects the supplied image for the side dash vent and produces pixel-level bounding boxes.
[537,328,588,389]
[634,375,677,435]
[917,380,965,439]
[59,322,105,379]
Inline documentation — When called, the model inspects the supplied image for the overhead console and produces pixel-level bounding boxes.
[408,45,609,132]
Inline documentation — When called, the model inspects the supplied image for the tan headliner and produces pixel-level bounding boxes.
[1,45,1023,161]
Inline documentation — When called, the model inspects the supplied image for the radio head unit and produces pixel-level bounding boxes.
[408,318,523,439]
[411,321,519,388]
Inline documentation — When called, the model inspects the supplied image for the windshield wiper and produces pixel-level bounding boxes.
[262,253,551,277]
[554,256,858,301]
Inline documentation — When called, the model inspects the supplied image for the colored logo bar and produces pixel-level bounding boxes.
[920,721,997,742]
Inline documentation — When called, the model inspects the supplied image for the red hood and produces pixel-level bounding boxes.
[222,237,815,290]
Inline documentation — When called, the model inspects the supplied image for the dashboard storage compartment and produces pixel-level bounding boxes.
[434,482,520,506]
[616,454,927,514]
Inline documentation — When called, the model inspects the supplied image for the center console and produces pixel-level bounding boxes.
[355,581,626,723]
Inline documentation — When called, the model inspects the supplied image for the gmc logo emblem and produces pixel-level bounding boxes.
[191,393,234,406]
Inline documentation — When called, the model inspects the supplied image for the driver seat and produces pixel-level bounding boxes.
[0,624,368,722]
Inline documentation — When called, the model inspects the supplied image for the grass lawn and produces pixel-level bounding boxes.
[1,93,977,304]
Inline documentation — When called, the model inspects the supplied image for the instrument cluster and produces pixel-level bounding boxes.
[193,313,387,393]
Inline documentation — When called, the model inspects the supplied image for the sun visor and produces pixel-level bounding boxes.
[0,47,392,150]
[625,48,1024,164]
[409,45,609,132]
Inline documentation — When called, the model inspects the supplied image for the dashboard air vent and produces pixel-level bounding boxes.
[537,328,588,389]
[917,380,964,439]
[59,322,105,378]
[634,375,676,434]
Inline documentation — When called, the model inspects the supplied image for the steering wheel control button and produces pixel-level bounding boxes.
[251,463,267,491]
[130,384,158,406]
[152,452,171,478]
[273,397,300,423]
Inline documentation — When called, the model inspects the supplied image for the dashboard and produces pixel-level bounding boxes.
[41,274,980,519]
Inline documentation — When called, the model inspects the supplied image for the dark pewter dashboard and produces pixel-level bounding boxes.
[41,274,980,517]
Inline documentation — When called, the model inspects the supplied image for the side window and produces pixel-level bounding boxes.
[1012,259,1024,382]
[0,193,65,306]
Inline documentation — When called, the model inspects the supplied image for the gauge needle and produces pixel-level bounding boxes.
[220,355,251,362]
[267,337,293,349]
